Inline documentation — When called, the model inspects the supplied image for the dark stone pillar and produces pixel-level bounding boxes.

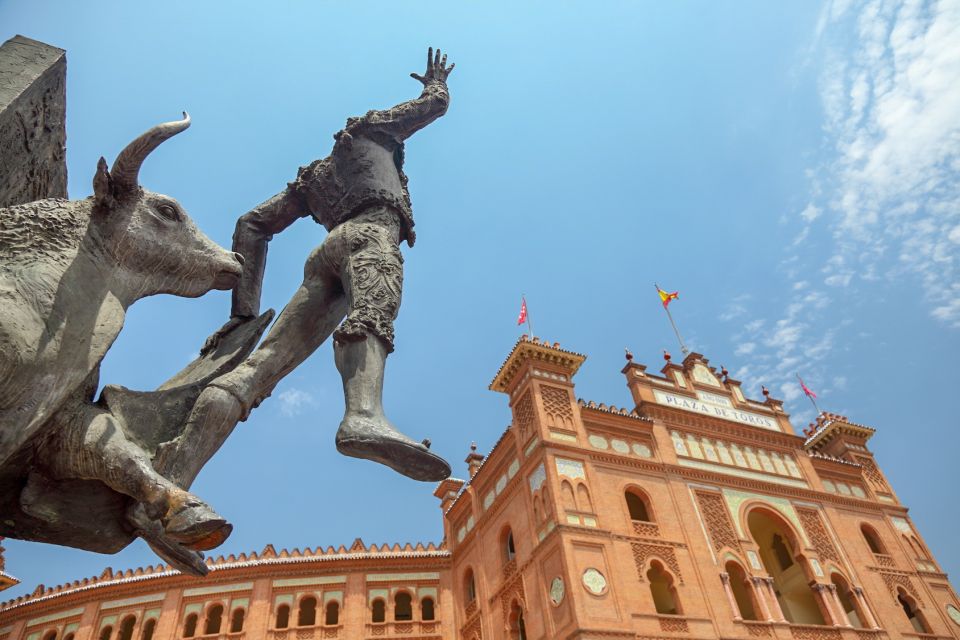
[0,35,67,208]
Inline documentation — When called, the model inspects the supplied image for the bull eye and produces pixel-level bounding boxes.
[155,202,181,222]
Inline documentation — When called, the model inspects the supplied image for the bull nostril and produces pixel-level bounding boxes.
[233,252,245,266]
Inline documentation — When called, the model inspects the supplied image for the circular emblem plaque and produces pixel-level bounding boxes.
[947,604,960,627]
[582,568,607,595]
[549,577,565,605]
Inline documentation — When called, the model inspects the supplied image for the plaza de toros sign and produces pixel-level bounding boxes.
[652,389,780,431]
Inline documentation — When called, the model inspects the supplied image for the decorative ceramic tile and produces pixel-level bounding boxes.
[692,363,722,387]
[496,474,508,494]
[673,370,688,388]
[671,431,689,456]
[550,577,565,606]
[529,464,546,492]
[582,568,607,595]
[686,434,704,459]
[555,458,586,480]
[508,459,520,478]
[611,439,630,454]
[747,550,762,570]
[633,443,653,458]
[701,438,719,462]
[717,442,734,466]
[891,517,912,533]
[810,558,824,577]
[588,434,609,449]
[851,486,866,499]
[483,490,495,510]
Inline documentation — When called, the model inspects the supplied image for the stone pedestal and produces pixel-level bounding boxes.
[0,34,67,208]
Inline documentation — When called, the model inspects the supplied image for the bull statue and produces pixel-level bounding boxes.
[0,114,273,575]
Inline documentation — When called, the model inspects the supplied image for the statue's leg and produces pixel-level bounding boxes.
[41,410,227,550]
[331,212,451,482]
[157,245,348,492]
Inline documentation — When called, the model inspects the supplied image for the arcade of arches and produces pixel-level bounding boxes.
[1,342,957,640]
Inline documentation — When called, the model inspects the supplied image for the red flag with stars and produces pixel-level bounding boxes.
[798,376,817,399]
[517,297,528,325]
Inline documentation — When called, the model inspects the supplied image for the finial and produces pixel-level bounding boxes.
[470,441,477,452]
[663,349,671,362]
[625,348,633,361]
[720,365,728,378]
[761,385,770,397]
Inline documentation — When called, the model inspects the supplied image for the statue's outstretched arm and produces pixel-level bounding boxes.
[359,47,455,141]
[230,191,308,318]
[201,190,307,355]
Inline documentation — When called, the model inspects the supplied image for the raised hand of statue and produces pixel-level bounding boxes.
[410,47,455,85]
[201,316,251,356]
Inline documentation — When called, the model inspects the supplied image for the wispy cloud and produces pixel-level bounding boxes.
[815,0,960,324]
[277,388,316,417]
[724,0,959,425]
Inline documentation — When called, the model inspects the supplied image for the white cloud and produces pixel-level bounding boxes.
[277,388,315,417]
[735,342,757,356]
[816,0,960,324]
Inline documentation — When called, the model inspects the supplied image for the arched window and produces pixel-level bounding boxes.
[42,631,57,640]
[464,568,477,603]
[625,489,652,522]
[508,601,527,640]
[298,596,317,626]
[577,483,594,512]
[99,626,114,640]
[118,615,136,640]
[395,592,413,621]
[908,536,928,560]
[230,608,245,633]
[831,573,864,628]
[747,509,825,624]
[183,613,198,638]
[861,525,885,554]
[371,599,386,623]
[647,560,681,615]
[325,601,340,625]
[561,480,576,512]
[725,561,758,621]
[421,597,435,621]
[275,604,290,629]
[64,635,76,640]
[140,619,156,640]
[897,589,930,633]
[502,527,516,564]
[204,605,223,635]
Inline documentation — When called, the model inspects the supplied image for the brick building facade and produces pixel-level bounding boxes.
[1,336,958,640]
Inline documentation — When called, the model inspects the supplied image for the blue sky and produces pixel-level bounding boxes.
[1,0,958,599]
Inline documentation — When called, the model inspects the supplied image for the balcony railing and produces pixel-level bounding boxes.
[872,553,895,568]
[268,626,342,639]
[365,621,440,637]
[632,520,660,537]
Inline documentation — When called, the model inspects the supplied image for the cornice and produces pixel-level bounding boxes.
[489,336,586,393]
[0,549,450,615]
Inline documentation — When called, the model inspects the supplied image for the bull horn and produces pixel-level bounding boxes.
[110,112,191,196]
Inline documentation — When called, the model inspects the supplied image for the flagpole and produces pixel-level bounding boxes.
[796,373,822,415]
[523,294,534,338]
[655,284,689,356]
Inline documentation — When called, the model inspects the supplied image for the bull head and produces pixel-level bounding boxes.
[91,114,243,300]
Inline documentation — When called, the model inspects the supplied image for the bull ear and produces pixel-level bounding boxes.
[93,156,115,208]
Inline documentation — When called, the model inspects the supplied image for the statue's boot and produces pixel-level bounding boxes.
[158,482,233,551]
[127,504,210,576]
[333,336,451,482]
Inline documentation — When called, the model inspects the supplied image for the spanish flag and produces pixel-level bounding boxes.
[656,284,679,309]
